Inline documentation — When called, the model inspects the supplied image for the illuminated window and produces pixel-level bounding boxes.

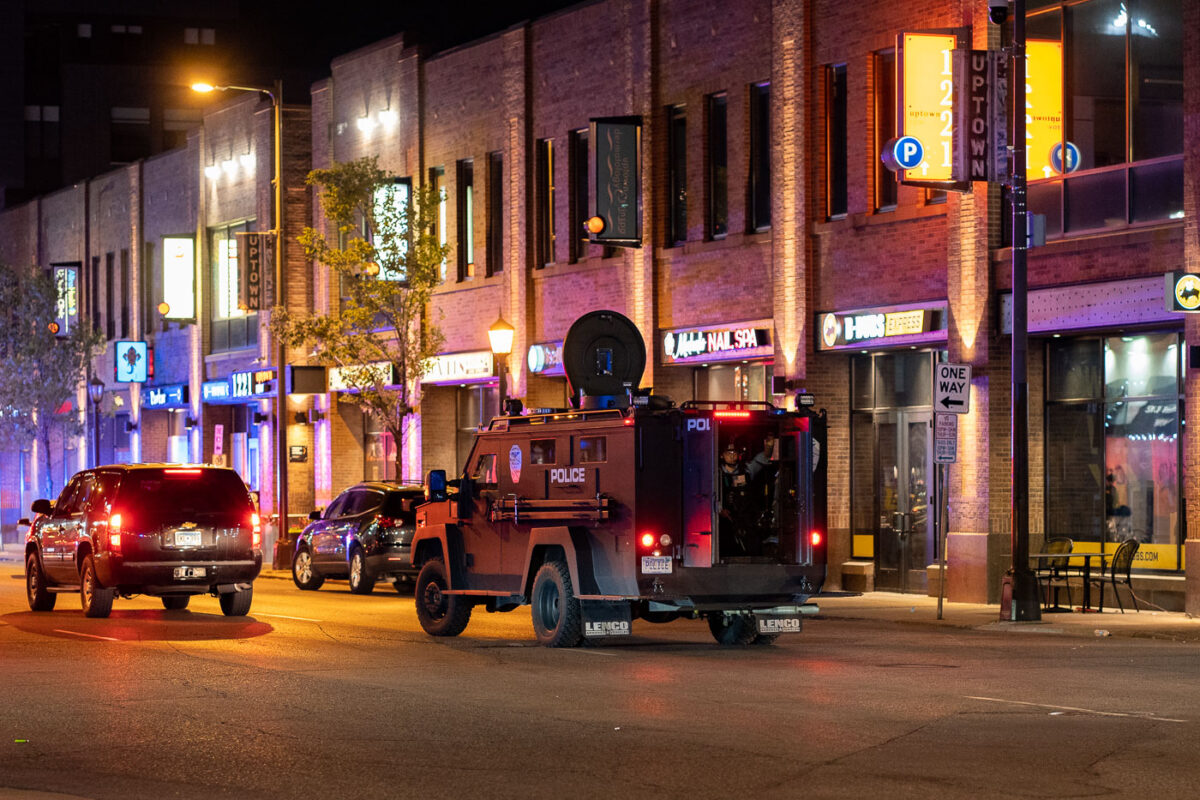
[371,178,410,281]
[209,222,258,352]
[535,140,555,267]
[456,159,474,281]
[429,166,446,281]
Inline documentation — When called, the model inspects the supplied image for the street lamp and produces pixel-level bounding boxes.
[193,78,290,550]
[87,376,104,467]
[488,315,515,416]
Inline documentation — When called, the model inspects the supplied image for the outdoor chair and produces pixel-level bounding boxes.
[1090,538,1140,613]
[1036,536,1074,611]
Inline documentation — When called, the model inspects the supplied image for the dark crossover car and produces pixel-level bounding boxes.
[23,464,262,618]
[291,482,424,594]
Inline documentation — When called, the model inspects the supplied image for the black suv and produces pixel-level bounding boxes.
[23,465,262,618]
[291,482,423,594]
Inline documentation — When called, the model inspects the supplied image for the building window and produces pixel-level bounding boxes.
[456,159,474,281]
[874,50,898,211]
[667,105,687,246]
[89,256,100,332]
[209,221,258,352]
[110,106,150,165]
[119,249,130,338]
[826,65,848,218]
[105,253,115,340]
[429,166,446,282]
[569,129,589,263]
[749,82,771,231]
[536,139,555,267]
[1045,333,1182,570]
[486,152,503,276]
[1025,0,1183,237]
[707,93,728,239]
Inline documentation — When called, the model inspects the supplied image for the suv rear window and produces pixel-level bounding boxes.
[381,492,420,525]
[115,468,252,520]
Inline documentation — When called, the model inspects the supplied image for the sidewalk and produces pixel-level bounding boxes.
[815,591,1200,644]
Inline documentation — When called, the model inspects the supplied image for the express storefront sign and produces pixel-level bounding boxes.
[661,320,772,365]
[817,303,946,351]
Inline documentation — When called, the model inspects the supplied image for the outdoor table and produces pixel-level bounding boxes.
[1028,551,1112,612]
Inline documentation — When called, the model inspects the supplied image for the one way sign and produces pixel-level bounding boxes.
[934,363,972,414]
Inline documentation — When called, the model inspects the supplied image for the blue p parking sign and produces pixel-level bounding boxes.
[1050,141,1080,174]
[892,136,924,170]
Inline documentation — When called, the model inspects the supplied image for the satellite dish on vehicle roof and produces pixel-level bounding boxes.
[563,310,646,409]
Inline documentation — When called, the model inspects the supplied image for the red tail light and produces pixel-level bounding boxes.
[810,530,823,547]
[251,512,262,548]
[714,410,751,419]
[640,532,656,549]
[165,468,202,475]
[108,513,123,550]
[376,515,396,529]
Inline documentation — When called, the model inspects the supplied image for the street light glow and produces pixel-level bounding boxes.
[191,82,216,93]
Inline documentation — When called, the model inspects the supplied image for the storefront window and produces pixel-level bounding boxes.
[364,414,397,481]
[696,363,768,402]
[209,220,259,352]
[1045,333,1182,568]
[457,386,497,471]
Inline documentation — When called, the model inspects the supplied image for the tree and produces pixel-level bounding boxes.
[0,263,104,497]
[271,156,447,482]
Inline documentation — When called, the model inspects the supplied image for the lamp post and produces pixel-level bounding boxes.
[193,79,289,545]
[87,376,104,467]
[488,315,515,416]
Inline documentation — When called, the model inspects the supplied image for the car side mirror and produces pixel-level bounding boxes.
[308,510,321,521]
[18,517,30,527]
[31,499,51,515]
[426,469,448,503]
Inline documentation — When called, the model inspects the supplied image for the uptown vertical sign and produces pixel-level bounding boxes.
[235,232,271,311]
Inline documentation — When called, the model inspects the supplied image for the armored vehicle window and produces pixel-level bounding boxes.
[579,436,607,463]
[473,453,498,487]
[530,439,556,464]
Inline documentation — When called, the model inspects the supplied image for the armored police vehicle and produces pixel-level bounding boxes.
[412,310,826,647]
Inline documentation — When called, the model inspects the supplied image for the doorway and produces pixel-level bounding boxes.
[850,350,938,594]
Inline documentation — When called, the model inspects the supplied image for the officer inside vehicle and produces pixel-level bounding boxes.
[747,431,779,554]
[718,441,751,556]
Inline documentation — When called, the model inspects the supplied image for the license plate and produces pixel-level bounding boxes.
[174,530,201,547]
[173,566,206,579]
[756,615,802,635]
[640,556,672,574]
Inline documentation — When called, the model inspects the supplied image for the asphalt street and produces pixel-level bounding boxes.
[2,562,1199,800]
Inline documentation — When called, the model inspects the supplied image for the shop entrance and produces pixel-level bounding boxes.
[850,350,938,594]
[874,410,932,593]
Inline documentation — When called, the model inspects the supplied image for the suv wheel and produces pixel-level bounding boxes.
[292,548,324,590]
[80,555,114,619]
[348,548,376,594]
[530,560,583,648]
[25,552,56,611]
[414,557,471,637]
[707,613,757,645]
[161,596,190,611]
[219,585,253,616]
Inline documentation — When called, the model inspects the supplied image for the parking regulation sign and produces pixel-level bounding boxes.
[933,363,972,414]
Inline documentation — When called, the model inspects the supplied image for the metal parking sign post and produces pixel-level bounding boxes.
[932,366,969,620]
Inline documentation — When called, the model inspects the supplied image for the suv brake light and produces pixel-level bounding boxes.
[810,530,822,547]
[108,513,123,550]
[376,515,396,529]
[251,512,262,547]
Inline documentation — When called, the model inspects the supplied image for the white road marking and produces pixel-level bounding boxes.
[568,648,619,656]
[53,629,119,642]
[255,613,322,622]
[966,695,1186,723]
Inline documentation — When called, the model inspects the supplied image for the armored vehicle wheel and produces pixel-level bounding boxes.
[414,557,471,636]
[707,613,757,645]
[26,552,56,611]
[348,549,376,594]
[292,548,324,590]
[219,585,253,616]
[530,560,583,648]
[80,555,114,619]
[161,596,190,611]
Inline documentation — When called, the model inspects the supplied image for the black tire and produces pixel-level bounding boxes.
[25,552,56,612]
[414,558,471,637]
[292,548,324,590]
[530,560,583,648]
[348,548,376,594]
[707,613,757,646]
[219,585,253,616]
[751,633,780,646]
[161,595,190,611]
[80,555,114,619]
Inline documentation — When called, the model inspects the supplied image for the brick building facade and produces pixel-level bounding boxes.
[2,0,1196,612]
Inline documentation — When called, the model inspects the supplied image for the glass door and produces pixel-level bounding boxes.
[874,410,932,593]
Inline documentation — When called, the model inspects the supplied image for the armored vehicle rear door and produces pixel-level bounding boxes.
[681,418,715,567]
